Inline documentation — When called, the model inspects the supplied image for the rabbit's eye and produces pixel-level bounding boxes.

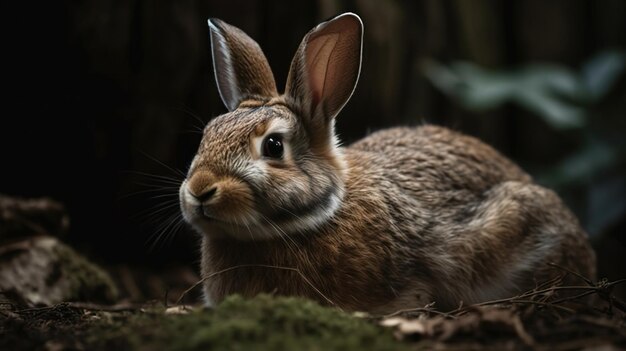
[262,134,284,159]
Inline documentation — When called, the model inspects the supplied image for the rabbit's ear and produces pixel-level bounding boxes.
[285,13,363,123]
[208,19,278,111]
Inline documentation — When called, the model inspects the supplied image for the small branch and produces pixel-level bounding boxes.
[175,264,336,308]
[15,302,144,314]
[451,285,598,316]
[381,306,457,320]
[549,289,598,305]
[65,302,144,312]
[548,263,594,286]
[507,299,576,314]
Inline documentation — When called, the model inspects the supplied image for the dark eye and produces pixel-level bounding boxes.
[262,134,284,159]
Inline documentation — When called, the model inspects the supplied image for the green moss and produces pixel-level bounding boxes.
[52,242,118,303]
[88,294,408,351]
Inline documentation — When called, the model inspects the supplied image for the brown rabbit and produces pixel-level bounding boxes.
[179,13,596,313]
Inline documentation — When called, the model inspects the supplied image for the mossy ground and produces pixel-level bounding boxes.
[1,294,408,351]
[2,288,623,350]
[89,295,406,351]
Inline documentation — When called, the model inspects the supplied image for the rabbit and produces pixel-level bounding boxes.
[179,12,596,313]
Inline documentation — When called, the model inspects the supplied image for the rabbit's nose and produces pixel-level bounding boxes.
[191,186,217,203]
[187,170,218,203]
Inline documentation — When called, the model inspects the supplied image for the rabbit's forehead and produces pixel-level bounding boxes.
[196,107,295,171]
[202,107,293,144]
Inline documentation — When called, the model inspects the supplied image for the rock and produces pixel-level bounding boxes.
[0,236,118,306]
[0,194,117,306]
[0,194,69,243]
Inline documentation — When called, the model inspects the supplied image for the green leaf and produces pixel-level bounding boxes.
[581,51,626,101]
[422,51,626,129]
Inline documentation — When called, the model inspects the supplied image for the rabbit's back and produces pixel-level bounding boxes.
[349,125,531,190]
[347,125,533,229]
[343,125,596,310]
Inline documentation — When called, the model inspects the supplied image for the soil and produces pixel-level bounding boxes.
[1,194,624,350]
[1,287,625,351]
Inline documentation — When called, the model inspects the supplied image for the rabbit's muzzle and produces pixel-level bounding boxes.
[179,170,257,238]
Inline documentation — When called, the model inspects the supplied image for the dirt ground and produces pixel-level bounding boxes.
[1,195,624,350]
[1,281,625,351]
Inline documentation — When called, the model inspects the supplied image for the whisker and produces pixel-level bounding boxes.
[118,188,180,201]
[147,212,184,251]
[176,105,208,132]
[124,170,184,183]
[136,150,186,178]
[119,154,187,254]
[243,219,253,241]
[146,214,177,250]
[134,179,182,188]
[132,184,181,192]
[131,201,180,221]
[148,193,181,200]
[269,203,310,240]
[182,128,205,135]
[163,215,185,247]
[259,214,299,259]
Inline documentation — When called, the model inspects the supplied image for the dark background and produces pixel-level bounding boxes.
[2,0,624,293]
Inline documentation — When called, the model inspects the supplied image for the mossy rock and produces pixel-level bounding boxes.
[0,236,118,305]
[89,294,408,351]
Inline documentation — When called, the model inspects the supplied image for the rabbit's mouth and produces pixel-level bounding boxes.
[184,208,277,241]
[179,178,265,240]
[178,168,267,238]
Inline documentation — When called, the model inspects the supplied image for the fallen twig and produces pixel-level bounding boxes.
[175,264,336,308]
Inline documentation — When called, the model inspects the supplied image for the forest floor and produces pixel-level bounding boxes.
[1,282,625,351]
[1,195,625,350]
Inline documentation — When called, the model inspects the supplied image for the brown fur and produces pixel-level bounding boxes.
[180,14,596,313]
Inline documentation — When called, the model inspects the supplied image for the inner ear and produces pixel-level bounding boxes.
[208,18,278,111]
[285,13,363,121]
[306,33,340,108]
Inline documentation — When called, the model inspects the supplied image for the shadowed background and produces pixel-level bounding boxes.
[2,0,624,299]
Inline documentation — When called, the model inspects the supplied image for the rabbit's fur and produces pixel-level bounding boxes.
[179,13,596,313]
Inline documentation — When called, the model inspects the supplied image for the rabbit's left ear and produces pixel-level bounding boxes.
[208,19,278,111]
[285,13,363,122]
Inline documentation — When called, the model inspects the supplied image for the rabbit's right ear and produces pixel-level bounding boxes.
[208,19,278,111]
[285,13,363,125]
